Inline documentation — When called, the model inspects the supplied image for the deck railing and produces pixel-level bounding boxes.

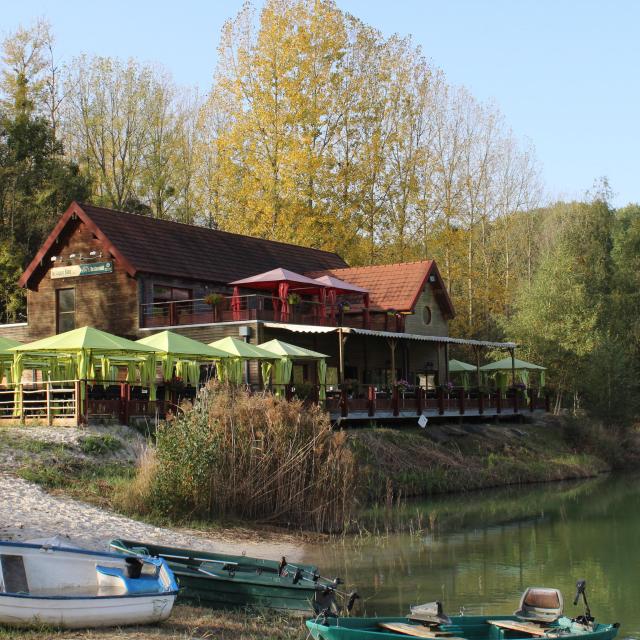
[0,380,550,426]
[139,294,377,330]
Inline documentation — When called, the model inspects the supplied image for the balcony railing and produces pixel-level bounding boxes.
[139,294,379,330]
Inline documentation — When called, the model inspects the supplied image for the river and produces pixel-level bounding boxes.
[303,473,640,636]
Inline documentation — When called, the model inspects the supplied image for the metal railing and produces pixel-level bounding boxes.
[139,294,374,329]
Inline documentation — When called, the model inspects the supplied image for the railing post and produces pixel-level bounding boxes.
[285,384,294,401]
[46,382,52,426]
[496,392,502,414]
[416,387,424,416]
[367,385,375,417]
[392,385,400,416]
[478,391,484,415]
[437,387,444,415]
[340,387,349,418]
[512,390,519,414]
[458,388,465,415]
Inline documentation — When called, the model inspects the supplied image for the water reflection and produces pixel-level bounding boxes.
[303,474,640,635]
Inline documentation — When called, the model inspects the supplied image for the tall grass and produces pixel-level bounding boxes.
[126,383,356,532]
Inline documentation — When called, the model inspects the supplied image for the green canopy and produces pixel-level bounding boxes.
[137,331,228,359]
[258,339,328,360]
[209,337,277,360]
[12,326,157,355]
[11,326,159,401]
[448,359,477,373]
[138,331,229,384]
[259,339,329,399]
[480,357,545,371]
[0,337,21,385]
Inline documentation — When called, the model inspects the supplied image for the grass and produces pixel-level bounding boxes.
[0,605,304,639]
[78,434,123,456]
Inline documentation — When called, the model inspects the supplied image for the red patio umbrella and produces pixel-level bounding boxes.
[230,268,328,322]
[313,275,369,325]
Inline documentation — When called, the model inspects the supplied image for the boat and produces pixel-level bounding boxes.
[306,583,620,640]
[110,538,343,614]
[0,540,178,629]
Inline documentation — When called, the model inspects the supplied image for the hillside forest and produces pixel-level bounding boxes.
[0,1,638,420]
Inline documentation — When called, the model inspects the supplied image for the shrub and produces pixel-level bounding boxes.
[79,434,122,455]
[131,383,356,532]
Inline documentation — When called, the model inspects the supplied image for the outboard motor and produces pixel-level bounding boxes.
[572,580,594,627]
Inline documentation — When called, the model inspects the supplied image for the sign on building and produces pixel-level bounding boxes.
[50,261,113,279]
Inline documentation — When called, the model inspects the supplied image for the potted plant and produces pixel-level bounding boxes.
[287,293,301,305]
[204,292,224,320]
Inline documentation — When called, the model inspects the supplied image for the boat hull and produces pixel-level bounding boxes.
[305,615,620,640]
[0,592,176,629]
[110,539,330,614]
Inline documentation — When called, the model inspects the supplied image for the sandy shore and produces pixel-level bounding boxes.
[0,472,308,560]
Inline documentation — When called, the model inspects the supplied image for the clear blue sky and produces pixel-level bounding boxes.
[3,0,639,207]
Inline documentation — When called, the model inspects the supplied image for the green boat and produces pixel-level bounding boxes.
[306,584,619,640]
[109,538,340,614]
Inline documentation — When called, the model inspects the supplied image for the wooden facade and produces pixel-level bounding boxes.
[0,202,518,394]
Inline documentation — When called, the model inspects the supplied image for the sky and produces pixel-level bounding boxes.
[2,0,639,207]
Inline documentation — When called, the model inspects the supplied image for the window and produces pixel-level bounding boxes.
[422,305,432,326]
[56,288,76,333]
[152,285,192,303]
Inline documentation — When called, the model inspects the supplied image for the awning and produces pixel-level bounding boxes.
[263,322,516,349]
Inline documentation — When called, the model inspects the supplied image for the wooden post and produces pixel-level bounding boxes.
[46,382,52,426]
[510,347,516,386]
[444,342,450,383]
[512,389,519,414]
[437,386,444,415]
[545,393,551,413]
[458,387,465,415]
[337,328,345,384]
[496,391,502,414]
[74,380,81,425]
[416,386,424,416]
[387,339,397,385]
[340,387,348,418]
[478,390,484,415]
[367,385,375,417]
[475,346,482,389]
[392,385,399,416]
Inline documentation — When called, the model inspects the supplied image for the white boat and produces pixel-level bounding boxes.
[0,540,178,628]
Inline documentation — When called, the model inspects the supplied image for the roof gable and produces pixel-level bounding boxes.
[307,260,455,318]
[19,202,348,288]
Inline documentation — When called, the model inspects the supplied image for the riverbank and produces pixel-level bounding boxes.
[350,414,637,507]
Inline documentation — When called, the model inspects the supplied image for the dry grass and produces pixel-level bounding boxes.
[123,383,357,532]
[0,605,303,639]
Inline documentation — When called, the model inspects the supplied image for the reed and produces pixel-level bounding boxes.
[132,383,356,533]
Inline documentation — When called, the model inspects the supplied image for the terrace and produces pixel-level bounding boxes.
[139,294,403,331]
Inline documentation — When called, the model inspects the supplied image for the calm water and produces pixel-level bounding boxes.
[302,473,640,636]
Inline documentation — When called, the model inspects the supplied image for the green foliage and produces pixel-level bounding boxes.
[129,383,356,532]
[78,434,123,455]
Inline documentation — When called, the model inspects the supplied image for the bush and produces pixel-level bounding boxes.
[79,434,122,455]
[129,383,356,532]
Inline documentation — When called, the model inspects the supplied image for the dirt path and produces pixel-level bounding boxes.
[0,474,308,561]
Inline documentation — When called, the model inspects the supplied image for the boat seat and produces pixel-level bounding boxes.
[514,587,564,623]
[96,565,158,595]
[0,554,29,594]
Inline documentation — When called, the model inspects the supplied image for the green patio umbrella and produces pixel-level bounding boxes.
[209,337,277,385]
[448,358,476,390]
[0,336,21,384]
[259,339,329,398]
[137,331,228,384]
[448,359,476,373]
[11,326,159,401]
[480,356,546,396]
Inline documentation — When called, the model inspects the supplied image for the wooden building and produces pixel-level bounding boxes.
[0,201,516,391]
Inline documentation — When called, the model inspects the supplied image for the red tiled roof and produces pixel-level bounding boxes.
[19,202,348,288]
[307,260,455,318]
